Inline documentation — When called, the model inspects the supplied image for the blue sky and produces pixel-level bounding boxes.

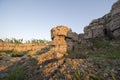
[0,0,117,40]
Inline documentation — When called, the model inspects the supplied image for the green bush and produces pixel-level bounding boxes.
[6,66,25,80]
[74,70,86,80]
[0,56,3,60]
[86,46,120,59]
[4,38,23,44]
[93,39,110,49]
[11,51,27,57]
[0,39,3,42]
[36,46,52,55]
[106,47,120,59]
[31,39,51,44]
[74,70,81,80]
[89,73,101,80]
[0,50,13,54]
[85,50,93,55]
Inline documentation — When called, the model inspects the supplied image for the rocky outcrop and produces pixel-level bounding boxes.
[38,26,80,64]
[38,0,120,64]
[107,0,120,38]
[51,26,80,52]
[84,17,106,39]
[83,0,120,39]
[51,26,70,54]
[38,26,71,64]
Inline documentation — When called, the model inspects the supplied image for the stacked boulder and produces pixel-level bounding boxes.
[51,26,71,57]
[38,26,72,64]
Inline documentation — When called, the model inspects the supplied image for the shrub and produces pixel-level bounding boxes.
[0,50,13,54]
[6,66,25,80]
[0,56,3,60]
[36,46,52,55]
[67,50,88,59]
[11,51,27,57]
[93,39,110,49]
[4,38,23,44]
[0,39,3,42]
[106,47,120,59]
[89,73,101,80]
[74,70,86,80]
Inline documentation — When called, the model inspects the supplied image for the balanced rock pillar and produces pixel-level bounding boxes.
[51,26,71,58]
[38,26,71,64]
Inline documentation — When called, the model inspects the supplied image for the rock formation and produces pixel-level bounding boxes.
[51,26,70,55]
[38,0,120,64]
[84,17,106,39]
[38,26,71,64]
[83,0,120,40]
[107,0,120,38]
[38,26,80,64]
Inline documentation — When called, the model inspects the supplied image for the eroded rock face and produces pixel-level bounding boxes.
[84,17,105,39]
[108,0,120,38]
[83,0,120,39]
[38,0,120,64]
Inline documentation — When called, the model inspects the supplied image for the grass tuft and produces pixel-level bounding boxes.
[5,66,25,80]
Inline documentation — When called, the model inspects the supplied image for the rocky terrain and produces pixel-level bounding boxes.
[0,0,120,80]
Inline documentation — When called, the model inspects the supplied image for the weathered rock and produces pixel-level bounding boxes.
[65,38,74,51]
[78,34,84,43]
[83,0,120,39]
[84,17,106,39]
[108,0,120,38]
[113,29,120,37]
[51,26,71,54]
[67,31,79,41]
[66,31,79,51]
[111,0,120,16]
[38,26,71,64]
[51,26,71,39]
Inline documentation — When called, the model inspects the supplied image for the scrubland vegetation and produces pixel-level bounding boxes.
[0,38,51,44]
[0,38,119,80]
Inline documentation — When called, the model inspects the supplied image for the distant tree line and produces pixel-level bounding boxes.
[0,38,51,44]
[0,38,23,44]
[25,39,51,44]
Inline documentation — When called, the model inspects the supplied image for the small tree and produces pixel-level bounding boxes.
[5,38,10,43]
[0,39,3,42]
